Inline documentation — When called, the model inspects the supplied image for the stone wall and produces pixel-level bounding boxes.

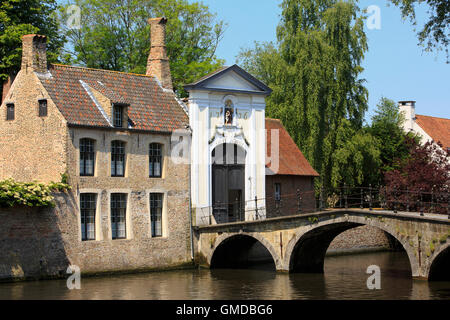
[327,225,391,254]
[0,190,193,282]
[0,194,73,281]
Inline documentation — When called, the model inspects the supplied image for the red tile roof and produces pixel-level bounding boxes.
[415,114,450,150]
[266,118,319,177]
[39,64,188,132]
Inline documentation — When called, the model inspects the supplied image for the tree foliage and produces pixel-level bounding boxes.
[389,0,449,61]
[331,120,382,188]
[369,97,418,174]
[239,0,368,189]
[60,0,226,96]
[0,0,64,81]
[384,138,450,213]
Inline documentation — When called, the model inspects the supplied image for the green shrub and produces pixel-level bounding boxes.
[308,216,319,224]
[0,178,71,208]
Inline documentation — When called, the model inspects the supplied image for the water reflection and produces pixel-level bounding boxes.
[0,251,449,300]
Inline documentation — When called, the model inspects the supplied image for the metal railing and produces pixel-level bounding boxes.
[194,185,450,226]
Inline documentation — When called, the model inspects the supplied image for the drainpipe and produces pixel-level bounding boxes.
[186,125,194,262]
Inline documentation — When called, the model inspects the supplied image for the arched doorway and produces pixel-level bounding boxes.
[212,143,246,223]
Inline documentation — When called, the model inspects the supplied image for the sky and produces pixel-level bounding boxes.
[191,0,449,123]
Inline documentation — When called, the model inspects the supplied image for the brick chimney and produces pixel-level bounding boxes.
[21,34,47,73]
[147,17,173,91]
[399,100,416,132]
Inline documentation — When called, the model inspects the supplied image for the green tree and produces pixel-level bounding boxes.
[60,0,226,96]
[389,0,449,61]
[369,97,417,175]
[331,120,382,188]
[239,0,368,190]
[0,0,64,95]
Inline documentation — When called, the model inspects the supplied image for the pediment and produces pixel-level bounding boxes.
[184,65,272,95]
[204,70,260,92]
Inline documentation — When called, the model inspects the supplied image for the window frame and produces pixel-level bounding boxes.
[38,99,48,117]
[80,138,95,177]
[149,143,163,178]
[113,104,124,128]
[111,193,127,240]
[6,103,14,121]
[111,140,126,177]
[150,193,163,237]
[274,183,281,202]
[80,193,97,241]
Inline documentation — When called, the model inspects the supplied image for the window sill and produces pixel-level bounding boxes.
[151,236,168,240]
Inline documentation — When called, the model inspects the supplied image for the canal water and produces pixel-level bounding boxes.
[1,251,449,300]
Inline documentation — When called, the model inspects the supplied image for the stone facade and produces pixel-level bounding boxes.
[0,192,192,281]
[0,68,68,183]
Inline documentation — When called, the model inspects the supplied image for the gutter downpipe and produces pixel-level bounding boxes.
[187,125,195,262]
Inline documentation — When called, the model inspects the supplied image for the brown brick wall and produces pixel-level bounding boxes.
[265,175,316,218]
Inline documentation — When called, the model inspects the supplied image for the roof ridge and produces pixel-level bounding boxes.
[50,63,154,79]
[416,114,450,121]
[265,118,282,122]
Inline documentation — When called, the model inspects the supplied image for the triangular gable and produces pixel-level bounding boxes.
[184,64,272,95]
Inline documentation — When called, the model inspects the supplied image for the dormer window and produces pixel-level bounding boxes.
[224,100,234,125]
[113,104,124,128]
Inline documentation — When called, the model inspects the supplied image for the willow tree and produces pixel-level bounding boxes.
[240,0,368,189]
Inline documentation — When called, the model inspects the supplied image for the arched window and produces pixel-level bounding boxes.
[224,99,234,125]
[80,138,95,176]
[149,143,163,178]
[111,140,126,177]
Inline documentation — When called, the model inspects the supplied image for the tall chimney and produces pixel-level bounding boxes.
[147,17,173,91]
[21,34,47,73]
[398,100,416,132]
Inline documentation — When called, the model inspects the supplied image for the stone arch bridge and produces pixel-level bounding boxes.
[193,209,450,280]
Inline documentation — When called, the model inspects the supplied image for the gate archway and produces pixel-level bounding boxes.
[211,143,246,223]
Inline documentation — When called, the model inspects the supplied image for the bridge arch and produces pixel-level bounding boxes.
[283,215,419,277]
[427,243,450,281]
[208,233,282,270]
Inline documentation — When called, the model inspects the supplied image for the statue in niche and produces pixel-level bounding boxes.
[224,100,234,125]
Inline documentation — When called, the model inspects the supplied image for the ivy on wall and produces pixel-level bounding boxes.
[0,176,71,208]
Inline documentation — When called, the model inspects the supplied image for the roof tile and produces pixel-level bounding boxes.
[415,114,450,149]
[39,64,188,132]
[266,118,319,177]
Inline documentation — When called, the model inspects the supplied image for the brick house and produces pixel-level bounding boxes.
[0,18,193,275]
[265,118,319,217]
